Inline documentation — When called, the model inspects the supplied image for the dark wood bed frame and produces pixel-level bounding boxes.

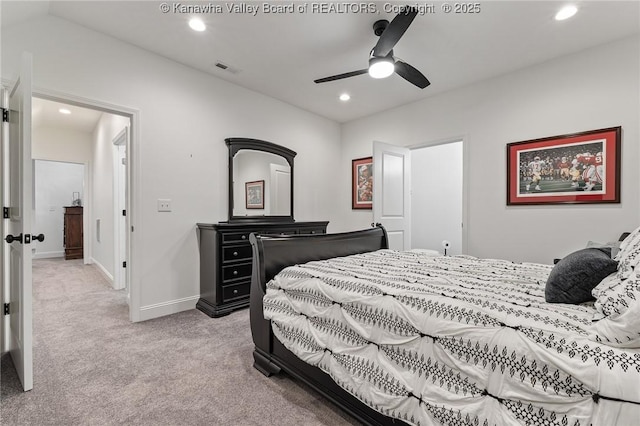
[249,225,409,425]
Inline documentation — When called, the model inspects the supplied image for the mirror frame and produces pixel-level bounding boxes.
[226,137,296,223]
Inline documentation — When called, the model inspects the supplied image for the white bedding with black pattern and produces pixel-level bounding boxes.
[263,250,640,426]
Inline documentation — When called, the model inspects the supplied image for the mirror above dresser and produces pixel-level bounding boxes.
[227,137,295,223]
[195,137,328,318]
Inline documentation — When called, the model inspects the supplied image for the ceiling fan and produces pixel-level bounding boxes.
[314,6,430,89]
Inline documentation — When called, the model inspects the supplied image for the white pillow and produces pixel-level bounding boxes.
[616,226,640,279]
[615,225,640,260]
[586,240,621,258]
[590,269,640,348]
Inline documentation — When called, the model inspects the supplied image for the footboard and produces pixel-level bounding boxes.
[248,225,401,425]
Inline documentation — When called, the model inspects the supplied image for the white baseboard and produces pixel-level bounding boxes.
[138,296,200,322]
[90,257,114,285]
[33,251,64,259]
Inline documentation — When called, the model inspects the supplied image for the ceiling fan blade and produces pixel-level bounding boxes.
[395,61,430,89]
[372,7,418,57]
[314,69,368,84]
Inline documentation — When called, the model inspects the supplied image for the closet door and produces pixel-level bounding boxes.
[373,141,411,251]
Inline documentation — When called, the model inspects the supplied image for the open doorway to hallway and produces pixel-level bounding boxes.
[32,97,131,302]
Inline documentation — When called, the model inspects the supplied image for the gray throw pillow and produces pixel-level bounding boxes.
[545,247,618,304]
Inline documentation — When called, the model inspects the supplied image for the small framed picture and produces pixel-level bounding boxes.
[352,157,373,210]
[506,127,621,205]
[245,180,264,209]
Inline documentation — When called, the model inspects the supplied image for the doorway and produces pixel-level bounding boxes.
[31,94,133,315]
[411,140,464,254]
[33,160,85,260]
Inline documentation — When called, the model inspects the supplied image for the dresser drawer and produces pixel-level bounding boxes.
[222,262,252,282]
[261,229,297,237]
[222,281,250,302]
[222,245,253,262]
[297,228,325,235]
[222,232,252,244]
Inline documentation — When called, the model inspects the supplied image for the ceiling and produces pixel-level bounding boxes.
[32,98,103,133]
[3,1,640,124]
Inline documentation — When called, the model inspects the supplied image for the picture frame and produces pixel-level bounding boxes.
[506,126,621,205]
[245,180,264,209]
[352,157,373,210]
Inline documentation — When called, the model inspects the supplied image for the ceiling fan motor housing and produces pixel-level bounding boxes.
[373,20,389,36]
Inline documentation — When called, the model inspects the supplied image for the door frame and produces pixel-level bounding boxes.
[28,87,140,322]
[409,136,469,254]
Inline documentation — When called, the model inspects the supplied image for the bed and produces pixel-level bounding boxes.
[249,225,640,426]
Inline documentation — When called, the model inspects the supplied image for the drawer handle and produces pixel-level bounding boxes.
[233,289,238,294]
[233,270,238,276]
[233,251,238,256]
[241,235,247,240]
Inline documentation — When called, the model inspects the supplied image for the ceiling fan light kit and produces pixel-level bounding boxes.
[314,6,430,89]
[368,57,395,79]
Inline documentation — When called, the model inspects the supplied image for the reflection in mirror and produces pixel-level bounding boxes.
[232,150,291,217]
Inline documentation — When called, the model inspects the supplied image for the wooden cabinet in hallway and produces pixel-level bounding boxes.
[63,206,83,260]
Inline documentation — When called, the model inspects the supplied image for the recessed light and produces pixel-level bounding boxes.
[555,5,578,21]
[339,93,351,102]
[189,18,206,32]
[59,108,71,115]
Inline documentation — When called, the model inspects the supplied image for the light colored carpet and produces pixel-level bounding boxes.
[1,258,359,425]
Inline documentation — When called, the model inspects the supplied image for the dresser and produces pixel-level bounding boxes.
[64,206,83,260]
[196,221,329,317]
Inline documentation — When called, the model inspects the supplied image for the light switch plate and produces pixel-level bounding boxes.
[157,199,172,212]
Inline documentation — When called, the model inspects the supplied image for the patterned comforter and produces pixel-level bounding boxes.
[263,250,640,426]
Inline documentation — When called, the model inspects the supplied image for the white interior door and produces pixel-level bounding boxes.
[3,53,34,391]
[270,163,290,216]
[113,127,128,293]
[373,141,411,251]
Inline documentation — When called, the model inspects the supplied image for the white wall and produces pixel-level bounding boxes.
[32,126,92,163]
[411,142,463,254]
[90,113,130,280]
[33,160,84,258]
[1,14,342,321]
[340,36,640,264]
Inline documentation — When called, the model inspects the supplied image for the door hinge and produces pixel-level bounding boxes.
[3,303,9,315]
[3,207,8,219]
[1,108,8,123]
[122,261,126,268]
[122,209,126,216]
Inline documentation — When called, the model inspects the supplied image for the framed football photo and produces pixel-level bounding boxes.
[507,127,621,205]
